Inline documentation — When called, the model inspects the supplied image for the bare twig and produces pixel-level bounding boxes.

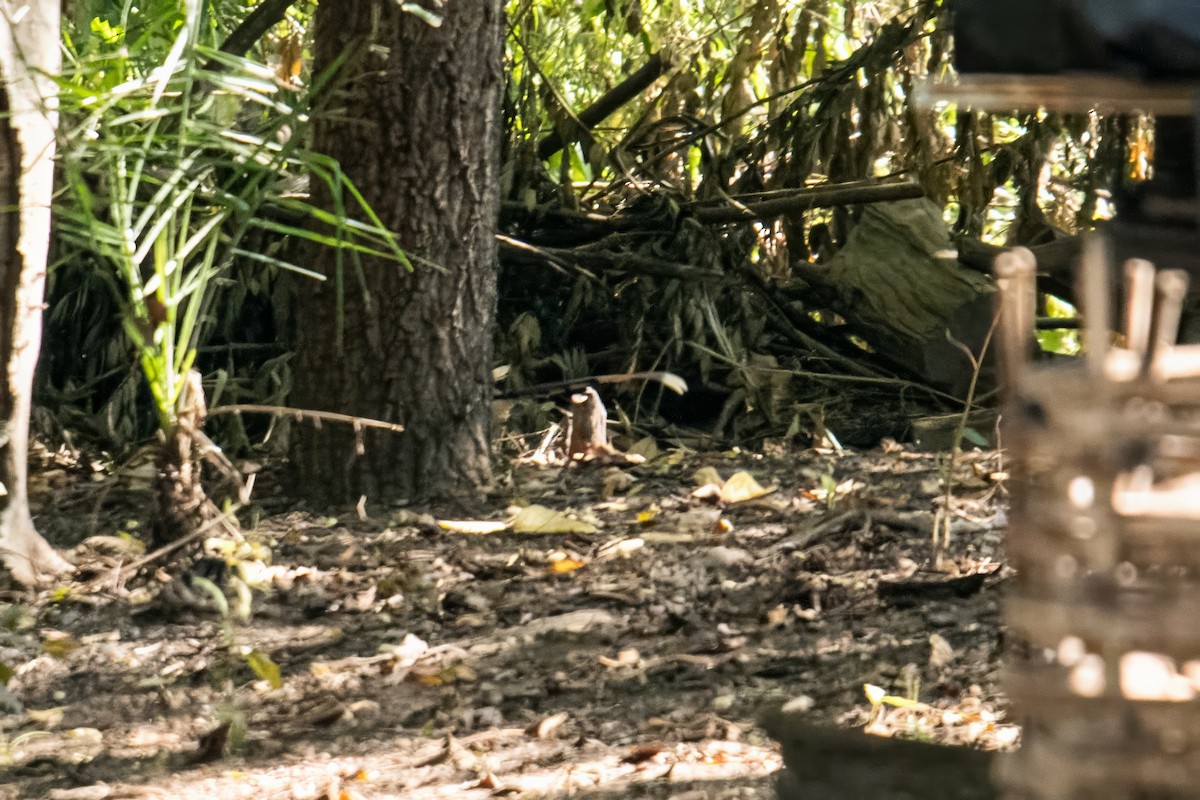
[691,180,925,224]
[207,404,404,433]
[498,235,729,283]
[209,0,299,64]
[80,501,245,594]
[935,309,1000,566]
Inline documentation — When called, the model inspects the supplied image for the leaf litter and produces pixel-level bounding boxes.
[1,441,1013,798]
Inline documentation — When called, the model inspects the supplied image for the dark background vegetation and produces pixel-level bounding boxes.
[39,0,1133,459]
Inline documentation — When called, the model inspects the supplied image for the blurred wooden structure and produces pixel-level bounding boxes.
[934,4,1200,786]
[996,242,1200,799]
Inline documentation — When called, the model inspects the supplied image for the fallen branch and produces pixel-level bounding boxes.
[501,370,688,398]
[538,52,672,160]
[498,235,729,283]
[501,178,928,240]
[207,404,404,432]
[80,500,246,594]
[499,204,640,240]
[206,0,299,68]
[692,180,925,224]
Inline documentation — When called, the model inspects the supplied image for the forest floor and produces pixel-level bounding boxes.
[0,439,1013,799]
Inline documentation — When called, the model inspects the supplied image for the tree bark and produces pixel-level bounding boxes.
[288,1,503,506]
[0,0,70,583]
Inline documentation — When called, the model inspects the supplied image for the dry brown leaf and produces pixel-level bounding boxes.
[437,519,509,535]
[598,647,641,669]
[601,468,635,497]
[521,609,616,637]
[929,633,956,668]
[622,743,665,765]
[470,772,501,790]
[511,504,598,534]
[41,631,82,659]
[719,471,775,503]
[527,711,570,738]
[764,605,789,628]
[597,537,644,558]
[628,437,661,461]
[693,466,724,487]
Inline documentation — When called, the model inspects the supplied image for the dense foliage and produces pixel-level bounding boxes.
[39,0,1135,455]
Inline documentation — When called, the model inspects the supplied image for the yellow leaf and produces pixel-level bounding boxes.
[635,505,660,524]
[511,505,597,534]
[438,519,509,534]
[245,648,283,689]
[719,471,774,503]
[411,669,445,686]
[865,682,920,708]
[550,557,587,574]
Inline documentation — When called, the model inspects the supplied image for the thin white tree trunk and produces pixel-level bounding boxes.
[0,0,69,584]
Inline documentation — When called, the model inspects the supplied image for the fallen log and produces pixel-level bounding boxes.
[803,198,996,395]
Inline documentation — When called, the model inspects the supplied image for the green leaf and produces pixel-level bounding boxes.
[230,248,326,281]
[190,576,229,617]
[961,427,989,447]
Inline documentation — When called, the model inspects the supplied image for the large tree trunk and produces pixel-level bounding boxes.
[288,2,503,505]
[0,0,70,583]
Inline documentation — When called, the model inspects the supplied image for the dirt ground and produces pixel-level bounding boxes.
[0,440,1013,799]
